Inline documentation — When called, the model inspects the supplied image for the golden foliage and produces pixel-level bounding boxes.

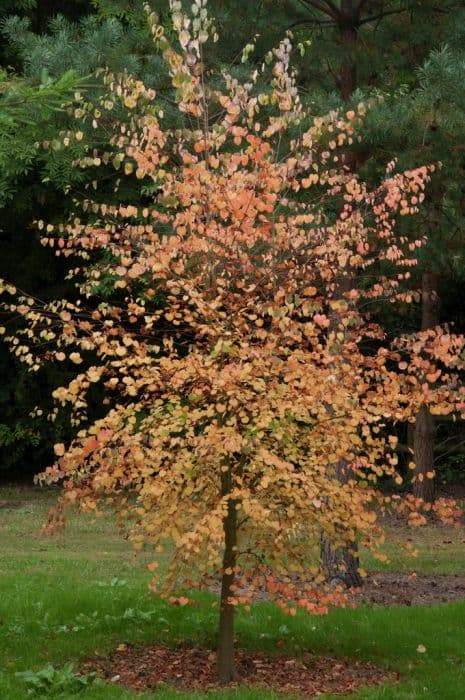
[1,0,464,617]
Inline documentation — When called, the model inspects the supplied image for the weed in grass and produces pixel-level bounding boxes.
[15,663,101,696]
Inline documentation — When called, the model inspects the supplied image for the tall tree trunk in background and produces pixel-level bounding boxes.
[340,0,357,102]
[217,466,238,683]
[413,271,440,502]
[320,0,362,588]
[320,460,362,587]
[339,1,358,171]
[320,274,362,588]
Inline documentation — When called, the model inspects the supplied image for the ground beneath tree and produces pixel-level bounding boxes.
[84,646,393,697]
[354,571,465,606]
[81,573,465,695]
[212,571,465,608]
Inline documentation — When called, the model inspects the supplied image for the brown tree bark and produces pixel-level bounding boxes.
[322,1,360,586]
[320,461,362,587]
[305,0,362,587]
[413,271,440,502]
[217,466,238,683]
[339,1,357,102]
[413,403,436,502]
[320,272,362,588]
[338,1,359,172]
[419,270,440,331]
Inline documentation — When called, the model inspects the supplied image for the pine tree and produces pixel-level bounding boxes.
[274,1,465,502]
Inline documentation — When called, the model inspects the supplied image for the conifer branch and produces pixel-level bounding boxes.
[287,17,337,30]
[355,0,370,12]
[297,0,341,21]
[358,7,408,27]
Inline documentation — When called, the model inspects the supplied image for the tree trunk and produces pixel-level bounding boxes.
[413,271,440,502]
[339,1,358,172]
[320,460,362,587]
[320,538,362,587]
[318,0,362,588]
[217,467,238,683]
[339,1,357,102]
[413,403,436,502]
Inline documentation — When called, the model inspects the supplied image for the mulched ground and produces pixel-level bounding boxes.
[353,571,465,606]
[84,645,393,697]
[215,571,465,608]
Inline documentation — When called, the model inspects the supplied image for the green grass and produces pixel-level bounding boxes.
[1,486,465,699]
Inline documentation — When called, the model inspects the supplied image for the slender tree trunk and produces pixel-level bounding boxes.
[217,467,238,683]
[413,271,440,502]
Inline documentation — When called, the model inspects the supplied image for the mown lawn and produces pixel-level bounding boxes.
[1,485,465,699]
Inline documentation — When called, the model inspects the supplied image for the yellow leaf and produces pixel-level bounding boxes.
[54,443,65,457]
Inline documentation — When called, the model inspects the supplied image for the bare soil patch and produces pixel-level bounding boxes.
[355,571,465,606]
[84,645,393,697]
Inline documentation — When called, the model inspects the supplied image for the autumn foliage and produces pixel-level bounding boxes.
[1,0,465,682]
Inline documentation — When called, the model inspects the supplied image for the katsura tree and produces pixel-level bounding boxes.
[1,0,465,683]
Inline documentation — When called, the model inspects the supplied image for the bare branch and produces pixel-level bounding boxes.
[434,437,465,464]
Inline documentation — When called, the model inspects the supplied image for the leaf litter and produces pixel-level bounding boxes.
[83,645,394,697]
